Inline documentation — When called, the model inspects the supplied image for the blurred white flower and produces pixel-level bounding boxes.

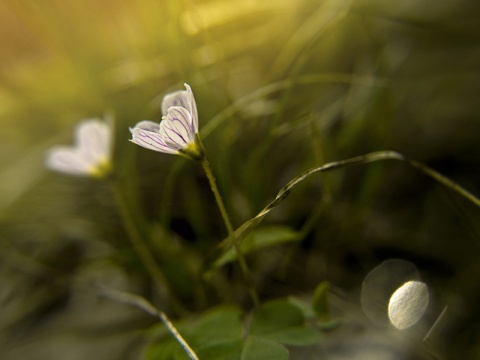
[45,118,113,178]
[129,83,203,160]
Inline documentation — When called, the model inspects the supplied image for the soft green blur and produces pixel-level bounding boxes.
[1,0,480,359]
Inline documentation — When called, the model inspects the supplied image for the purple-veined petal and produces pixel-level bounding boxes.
[159,106,195,149]
[131,120,160,133]
[75,119,111,163]
[130,127,179,154]
[161,89,189,117]
[184,83,198,134]
[161,84,199,135]
[45,147,93,176]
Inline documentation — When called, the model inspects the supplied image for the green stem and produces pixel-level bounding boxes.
[200,157,260,307]
[99,285,199,360]
[111,177,192,315]
[110,181,171,298]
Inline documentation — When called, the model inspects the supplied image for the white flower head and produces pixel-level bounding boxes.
[45,118,113,178]
[129,83,203,160]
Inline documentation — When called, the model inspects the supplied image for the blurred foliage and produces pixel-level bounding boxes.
[1,0,480,359]
[146,299,320,360]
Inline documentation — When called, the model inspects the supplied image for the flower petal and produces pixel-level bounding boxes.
[161,84,199,135]
[75,119,111,162]
[130,127,179,154]
[184,83,198,134]
[131,120,160,133]
[45,147,93,176]
[161,89,189,117]
[159,106,195,149]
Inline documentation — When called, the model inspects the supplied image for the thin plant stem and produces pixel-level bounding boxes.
[200,156,260,307]
[99,285,199,360]
[110,181,172,297]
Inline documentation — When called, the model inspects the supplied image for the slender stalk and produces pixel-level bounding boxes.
[110,181,171,296]
[200,157,260,307]
[99,286,199,360]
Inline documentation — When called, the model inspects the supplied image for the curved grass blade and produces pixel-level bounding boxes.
[219,150,480,252]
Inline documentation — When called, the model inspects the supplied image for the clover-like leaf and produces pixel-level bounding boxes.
[249,299,320,346]
[241,336,289,360]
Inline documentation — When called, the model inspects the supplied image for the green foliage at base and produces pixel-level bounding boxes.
[145,299,321,360]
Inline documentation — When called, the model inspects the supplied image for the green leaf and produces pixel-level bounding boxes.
[188,306,243,345]
[144,338,186,360]
[249,299,320,346]
[187,306,244,360]
[241,336,289,360]
[287,296,316,319]
[249,299,304,335]
[196,340,243,360]
[213,226,300,268]
[145,306,243,360]
[146,302,321,360]
[258,326,320,346]
[312,281,330,320]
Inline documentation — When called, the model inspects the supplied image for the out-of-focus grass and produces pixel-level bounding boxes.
[1,0,480,359]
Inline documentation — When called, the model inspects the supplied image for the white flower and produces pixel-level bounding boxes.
[45,118,113,178]
[129,83,203,160]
